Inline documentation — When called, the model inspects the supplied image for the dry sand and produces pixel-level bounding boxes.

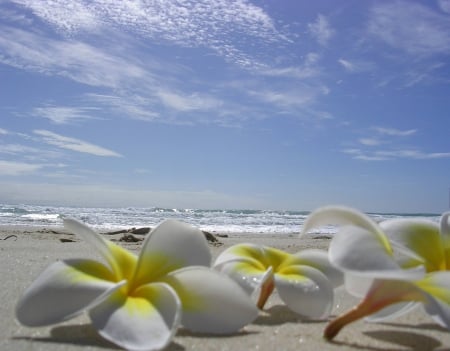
[1,225,449,351]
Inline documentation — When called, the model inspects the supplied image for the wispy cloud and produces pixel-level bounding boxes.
[248,84,329,112]
[358,138,382,146]
[344,126,448,161]
[373,127,417,137]
[32,105,101,124]
[439,0,450,13]
[9,0,287,68]
[34,130,122,157]
[344,148,450,161]
[261,53,321,79]
[156,90,223,112]
[0,26,148,89]
[0,160,43,175]
[338,58,375,73]
[368,1,450,56]
[308,14,334,46]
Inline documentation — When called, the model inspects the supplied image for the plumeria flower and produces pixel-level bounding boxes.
[16,218,258,351]
[301,206,450,340]
[213,243,343,320]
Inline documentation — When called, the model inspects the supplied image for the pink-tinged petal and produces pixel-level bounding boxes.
[380,219,443,271]
[325,279,425,340]
[64,218,138,279]
[163,266,259,334]
[254,267,275,309]
[343,273,376,298]
[301,206,391,253]
[90,283,181,351]
[16,259,119,326]
[365,302,419,322]
[134,220,211,285]
[275,265,334,320]
[330,225,424,280]
[285,249,343,288]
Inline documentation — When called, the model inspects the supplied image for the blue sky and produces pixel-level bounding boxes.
[0,0,449,213]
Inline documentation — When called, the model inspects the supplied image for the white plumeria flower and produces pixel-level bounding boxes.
[16,218,258,351]
[214,243,343,320]
[301,206,450,340]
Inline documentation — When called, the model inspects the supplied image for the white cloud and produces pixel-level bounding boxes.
[308,14,334,46]
[368,1,450,56]
[0,128,9,135]
[34,130,122,157]
[373,127,417,137]
[0,26,148,89]
[9,0,287,68]
[0,160,43,175]
[358,138,382,146]
[338,58,374,73]
[86,94,161,122]
[262,53,321,79]
[343,147,450,161]
[156,90,223,112]
[32,106,100,124]
[438,0,450,14]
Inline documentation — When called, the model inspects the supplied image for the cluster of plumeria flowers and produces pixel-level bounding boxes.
[15,207,450,350]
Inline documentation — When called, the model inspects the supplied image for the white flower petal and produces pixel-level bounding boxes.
[275,265,334,320]
[343,272,375,297]
[440,212,450,247]
[417,271,450,329]
[134,220,211,284]
[301,206,387,246]
[16,259,118,326]
[64,218,114,269]
[288,249,343,288]
[330,225,424,280]
[214,258,266,296]
[90,282,181,351]
[380,219,443,271]
[214,243,265,268]
[163,266,259,334]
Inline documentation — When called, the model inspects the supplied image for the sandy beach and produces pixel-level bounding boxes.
[1,225,449,351]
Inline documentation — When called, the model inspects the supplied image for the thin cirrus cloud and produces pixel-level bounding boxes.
[344,148,450,161]
[0,26,148,89]
[373,127,417,137]
[9,0,286,66]
[338,59,375,73]
[308,14,334,46]
[368,1,450,56]
[32,106,101,124]
[343,126,449,161]
[33,130,122,157]
[0,160,43,176]
[0,1,337,127]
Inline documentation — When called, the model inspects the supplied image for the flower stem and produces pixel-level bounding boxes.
[324,302,373,340]
[257,277,275,309]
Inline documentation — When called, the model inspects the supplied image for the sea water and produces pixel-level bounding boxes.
[0,203,441,236]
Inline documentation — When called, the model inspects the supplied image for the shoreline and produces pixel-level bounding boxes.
[1,226,449,350]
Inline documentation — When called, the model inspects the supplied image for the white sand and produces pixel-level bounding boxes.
[1,226,449,351]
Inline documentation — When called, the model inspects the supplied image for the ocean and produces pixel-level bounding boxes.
[0,203,442,236]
